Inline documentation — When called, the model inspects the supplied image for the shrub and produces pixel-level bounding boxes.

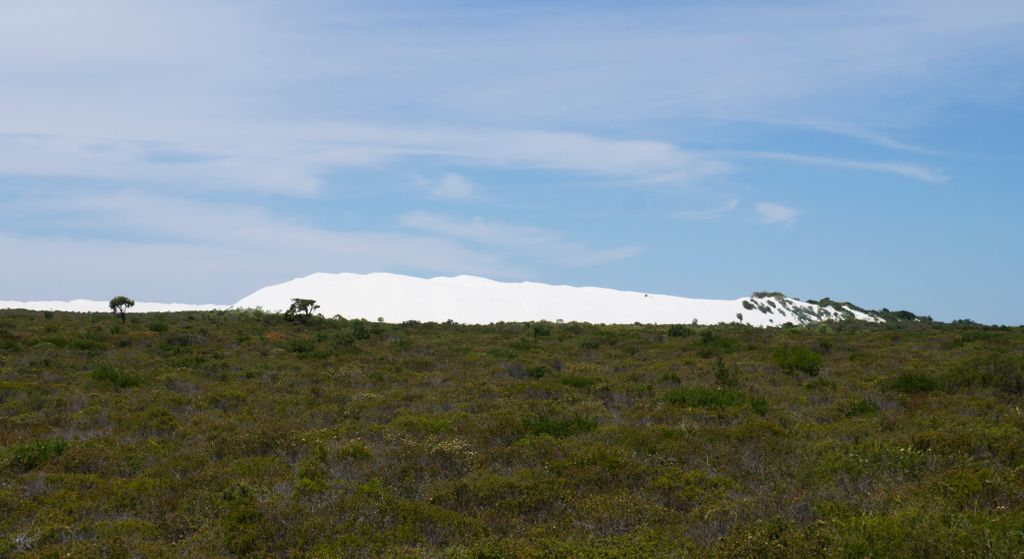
[749,396,769,416]
[285,337,316,354]
[698,330,737,357]
[772,346,823,375]
[351,321,371,340]
[0,328,19,351]
[532,322,552,337]
[845,397,881,416]
[667,324,693,337]
[2,438,69,472]
[526,365,552,379]
[889,372,939,394]
[713,357,740,387]
[524,413,598,438]
[91,363,142,388]
[665,385,745,409]
[559,375,598,389]
[946,354,1024,395]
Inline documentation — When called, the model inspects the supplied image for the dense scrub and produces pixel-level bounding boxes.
[1,310,1022,557]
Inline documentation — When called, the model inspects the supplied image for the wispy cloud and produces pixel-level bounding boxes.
[755,202,801,225]
[0,192,516,300]
[678,199,740,220]
[414,173,475,200]
[399,210,644,266]
[727,151,949,183]
[4,0,1013,194]
[804,122,937,155]
[0,127,729,195]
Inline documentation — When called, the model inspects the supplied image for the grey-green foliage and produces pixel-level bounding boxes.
[108,295,135,323]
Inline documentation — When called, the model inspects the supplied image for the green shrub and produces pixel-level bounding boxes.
[526,365,552,379]
[946,354,1024,395]
[749,396,769,416]
[91,363,142,388]
[889,372,939,394]
[523,413,598,438]
[845,397,881,416]
[558,374,598,389]
[2,438,69,472]
[772,346,823,375]
[713,357,740,387]
[698,330,738,357]
[0,328,19,351]
[665,385,745,409]
[351,321,371,340]
[285,337,316,354]
[0,310,1022,556]
[667,324,693,337]
[532,322,552,337]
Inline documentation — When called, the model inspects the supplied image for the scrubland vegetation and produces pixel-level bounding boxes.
[1,309,1023,557]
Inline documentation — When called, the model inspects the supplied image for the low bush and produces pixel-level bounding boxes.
[523,413,598,438]
[889,372,939,394]
[90,363,142,388]
[1,438,69,472]
[667,324,693,337]
[772,345,823,375]
[946,353,1024,395]
[665,385,746,409]
[0,310,1021,556]
[559,374,598,389]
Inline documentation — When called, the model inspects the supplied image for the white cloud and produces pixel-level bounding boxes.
[4,0,1011,194]
[0,193,517,301]
[399,210,644,266]
[726,150,949,183]
[0,192,642,301]
[414,172,475,199]
[678,199,740,220]
[755,202,801,225]
[0,126,728,196]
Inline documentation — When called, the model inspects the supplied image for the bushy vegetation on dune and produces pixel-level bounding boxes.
[0,310,1023,557]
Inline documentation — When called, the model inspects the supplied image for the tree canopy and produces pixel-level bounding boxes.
[108,296,135,323]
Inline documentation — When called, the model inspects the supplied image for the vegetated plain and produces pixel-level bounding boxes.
[1,309,1022,558]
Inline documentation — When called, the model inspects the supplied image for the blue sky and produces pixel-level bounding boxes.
[1,1,1022,323]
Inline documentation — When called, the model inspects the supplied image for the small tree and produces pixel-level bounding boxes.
[285,298,320,320]
[109,296,135,323]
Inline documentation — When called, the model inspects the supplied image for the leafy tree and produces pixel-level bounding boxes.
[109,296,135,323]
[286,298,320,320]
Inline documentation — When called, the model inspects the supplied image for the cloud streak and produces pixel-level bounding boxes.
[399,210,644,267]
[678,199,740,220]
[0,126,730,195]
[756,202,801,225]
[726,151,949,183]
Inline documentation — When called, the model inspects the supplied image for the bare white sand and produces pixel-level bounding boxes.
[1,272,881,326]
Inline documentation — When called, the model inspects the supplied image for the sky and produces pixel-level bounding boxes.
[1,1,1022,324]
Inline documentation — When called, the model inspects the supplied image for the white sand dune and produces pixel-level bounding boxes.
[234,272,881,326]
[0,272,881,326]
[0,299,227,313]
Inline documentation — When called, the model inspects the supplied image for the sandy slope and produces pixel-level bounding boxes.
[234,272,871,325]
[1,272,879,326]
[0,299,227,313]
